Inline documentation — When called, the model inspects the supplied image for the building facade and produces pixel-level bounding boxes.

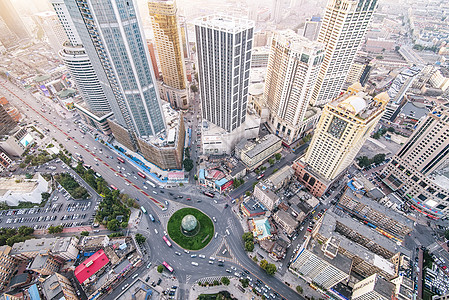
[149,0,189,110]
[253,182,280,211]
[296,85,387,194]
[64,0,166,145]
[381,104,449,218]
[195,15,254,133]
[0,246,17,291]
[41,273,78,300]
[352,273,395,300]
[239,134,282,170]
[264,30,324,144]
[0,0,30,40]
[310,0,378,106]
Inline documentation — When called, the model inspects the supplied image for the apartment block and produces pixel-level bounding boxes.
[239,134,282,170]
[0,246,17,291]
[253,182,280,211]
[352,273,395,300]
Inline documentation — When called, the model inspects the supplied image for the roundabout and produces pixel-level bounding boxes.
[167,207,214,250]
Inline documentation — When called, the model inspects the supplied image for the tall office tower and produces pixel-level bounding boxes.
[178,16,190,59]
[381,105,449,219]
[51,0,111,115]
[63,0,165,142]
[194,15,254,133]
[264,30,324,145]
[271,0,282,24]
[0,17,17,49]
[34,11,68,54]
[293,84,388,197]
[0,0,30,40]
[148,0,188,110]
[310,0,378,107]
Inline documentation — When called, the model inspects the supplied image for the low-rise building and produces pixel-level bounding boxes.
[240,134,282,170]
[77,235,110,252]
[352,273,395,300]
[289,237,352,290]
[75,249,110,285]
[240,197,267,217]
[29,254,61,275]
[253,182,280,211]
[41,273,78,300]
[0,150,12,173]
[263,165,294,191]
[273,209,298,236]
[10,237,79,261]
[248,217,272,241]
[0,173,49,206]
[0,127,31,157]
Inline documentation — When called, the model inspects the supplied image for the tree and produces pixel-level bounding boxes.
[80,231,89,236]
[372,153,386,165]
[157,265,164,273]
[213,280,219,286]
[245,240,254,252]
[242,232,253,243]
[357,156,370,168]
[296,286,303,294]
[445,229,449,240]
[183,158,194,172]
[194,175,198,180]
[190,84,198,93]
[260,259,268,270]
[245,191,251,197]
[265,263,277,275]
[18,226,34,236]
[48,225,63,234]
[135,233,146,244]
[268,158,275,165]
[41,192,50,201]
[107,219,120,231]
[275,153,282,160]
[221,277,230,286]
[240,278,249,288]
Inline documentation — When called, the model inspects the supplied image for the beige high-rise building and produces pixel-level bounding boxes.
[264,30,324,145]
[381,105,449,219]
[310,0,378,107]
[149,0,188,110]
[293,83,388,197]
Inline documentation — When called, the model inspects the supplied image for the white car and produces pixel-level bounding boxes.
[154,229,158,234]
[191,262,198,266]
[143,186,148,189]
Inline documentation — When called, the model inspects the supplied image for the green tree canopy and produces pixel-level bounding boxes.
[80,231,89,236]
[183,158,194,172]
[107,219,120,231]
[245,241,254,252]
[41,192,50,201]
[48,225,63,234]
[260,259,268,270]
[275,153,282,160]
[296,285,303,294]
[221,277,230,285]
[135,233,146,244]
[157,265,164,273]
[265,263,277,275]
[242,232,253,243]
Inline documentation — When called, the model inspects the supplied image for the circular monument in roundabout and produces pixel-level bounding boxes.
[167,207,214,250]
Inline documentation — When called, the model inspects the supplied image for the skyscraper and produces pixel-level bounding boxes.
[34,11,68,55]
[264,30,324,144]
[0,0,30,40]
[63,0,166,143]
[148,0,188,110]
[381,105,449,219]
[51,0,111,114]
[293,83,388,197]
[195,15,254,133]
[310,0,378,107]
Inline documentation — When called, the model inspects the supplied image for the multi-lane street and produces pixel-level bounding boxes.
[1,79,304,300]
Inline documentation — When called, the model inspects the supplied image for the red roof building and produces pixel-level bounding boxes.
[75,249,110,284]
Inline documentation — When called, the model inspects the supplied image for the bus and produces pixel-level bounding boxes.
[256,173,265,180]
[117,157,125,163]
[162,261,174,273]
[110,185,118,191]
[203,191,215,198]
[140,206,147,214]
[149,214,155,222]
[162,236,172,247]
[137,172,146,179]
[146,180,156,188]
[95,172,102,178]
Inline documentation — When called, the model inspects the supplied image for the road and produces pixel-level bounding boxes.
[1,79,304,300]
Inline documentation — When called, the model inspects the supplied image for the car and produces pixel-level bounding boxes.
[143,186,148,189]
[147,262,152,268]
[187,198,191,201]
[191,254,197,258]
[226,269,232,273]
[212,217,217,223]
[175,251,181,256]
[208,260,214,264]
[191,262,199,266]
[199,254,206,259]
[184,250,190,254]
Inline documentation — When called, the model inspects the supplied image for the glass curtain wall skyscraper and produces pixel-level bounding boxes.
[64,0,165,143]
[310,0,378,107]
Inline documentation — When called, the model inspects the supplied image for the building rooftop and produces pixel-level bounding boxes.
[252,217,272,240]
[307,241,352,276]
[274,209,298,228]
[399,101,429,120]
[256,183,279,202]
[242,134,281,159]
[75,249,110,284]
[41,274,65,300]
[30,255,51,271]
[319,210,411,257]
[266,165,294,188]
[242,197,267,215]
[11,237,58,256]
[194,14,255,33]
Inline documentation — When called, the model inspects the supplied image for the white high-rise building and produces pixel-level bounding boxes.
[264,30,324,145]
[310,0,378,107]
[194,15,254,133]
[34,11,68,54]
[51,0,111,114]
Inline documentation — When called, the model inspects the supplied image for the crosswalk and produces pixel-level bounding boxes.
[196,275,233,285]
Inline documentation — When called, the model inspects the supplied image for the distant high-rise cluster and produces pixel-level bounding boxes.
[0,0,30,41]
[310,0,378,107]
[195,15,254,133]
